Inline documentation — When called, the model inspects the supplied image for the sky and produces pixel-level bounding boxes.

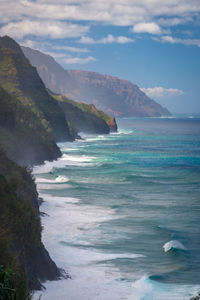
[0,0,200,113]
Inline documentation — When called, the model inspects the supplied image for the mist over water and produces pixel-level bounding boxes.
[33,117,200,300]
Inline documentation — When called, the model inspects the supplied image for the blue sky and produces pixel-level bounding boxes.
[0,0,200,113]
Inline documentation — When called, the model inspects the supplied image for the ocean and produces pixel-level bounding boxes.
[33,117,200,300]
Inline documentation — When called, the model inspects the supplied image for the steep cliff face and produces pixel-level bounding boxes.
[51,91,117,134]
[0,85,61,166]
[0,36,71,294]
[0,36,74,144]
[22,46,171,117]
[0,148,61,292]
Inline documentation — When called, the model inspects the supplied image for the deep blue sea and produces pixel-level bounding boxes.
[33,117,200,300]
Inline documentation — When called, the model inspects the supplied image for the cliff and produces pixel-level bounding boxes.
[50,91,117,134]
[0,36,69,294]
[22,46,171,117]
[0,85,61,166]
[0,36,74,146]
[0,148,62,294]
[0,36,118,296]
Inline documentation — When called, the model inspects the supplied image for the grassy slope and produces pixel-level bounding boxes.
[0,85,61,165]
[57,93,114,122]
[52,93,117,133]
[0,36,73,144]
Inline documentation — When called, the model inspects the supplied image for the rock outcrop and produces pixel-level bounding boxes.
[50,91,117,134]
[0,148,62,292]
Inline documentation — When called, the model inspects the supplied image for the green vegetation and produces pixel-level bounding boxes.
[0,147,41,246]
[0,148,42,298]
[51,93,109,134]
[55,93,114,124]
[0,36,64,166]
[0,145,61,291]
[0,36,64,294]
[0,265,30,300]
[0,85,60,165]
[0,36,117,297]
[0,36,69,295]
[0,36,75,149]
[51,92,117,133]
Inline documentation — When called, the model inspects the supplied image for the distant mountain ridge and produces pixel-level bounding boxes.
[22,46,171,117]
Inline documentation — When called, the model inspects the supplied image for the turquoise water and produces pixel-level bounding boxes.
[33,117,200,300]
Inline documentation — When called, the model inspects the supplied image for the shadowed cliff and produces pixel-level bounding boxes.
[0,85,61,165]
[0,36,74,146]
[0,148,62,293]
[50,91,117,134]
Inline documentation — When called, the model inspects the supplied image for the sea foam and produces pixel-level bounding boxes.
[33,153,96,174]
[163,240,186,252]
[36,176,69,184]
[33,117,200,300]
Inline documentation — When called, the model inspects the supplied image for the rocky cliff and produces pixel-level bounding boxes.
[22,46,171,117]
[0,148,62,294]
[50,91,117,134]
[0,36,70,294]
[0,36,74,146]
[0,85,61,166]
[0,36,118,296]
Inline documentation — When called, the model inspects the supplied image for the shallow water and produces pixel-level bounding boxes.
[33,117,200,300]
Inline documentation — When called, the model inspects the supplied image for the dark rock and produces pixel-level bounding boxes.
[0,149,63,291]
[23,244,62,290]
[50,91,117,134]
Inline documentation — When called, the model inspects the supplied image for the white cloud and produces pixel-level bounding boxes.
[21,39,42,49]
[21,40,95,64]
[21,40,90,54]
[160,35,200,47]
[52,45,89,53]
[79,34,134,44]
[21,40,94,64]
[0,20,89,39]
[0,0,200,50]
[132,22,162,35]
[157,17,188,26]
[43,51,67,58]
[62,56,96,64]
[141,87,184,98]
[1,0,199,27]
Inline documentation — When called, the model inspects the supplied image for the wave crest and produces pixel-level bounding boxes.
[36,176,69,184]
[163,240,186,252]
